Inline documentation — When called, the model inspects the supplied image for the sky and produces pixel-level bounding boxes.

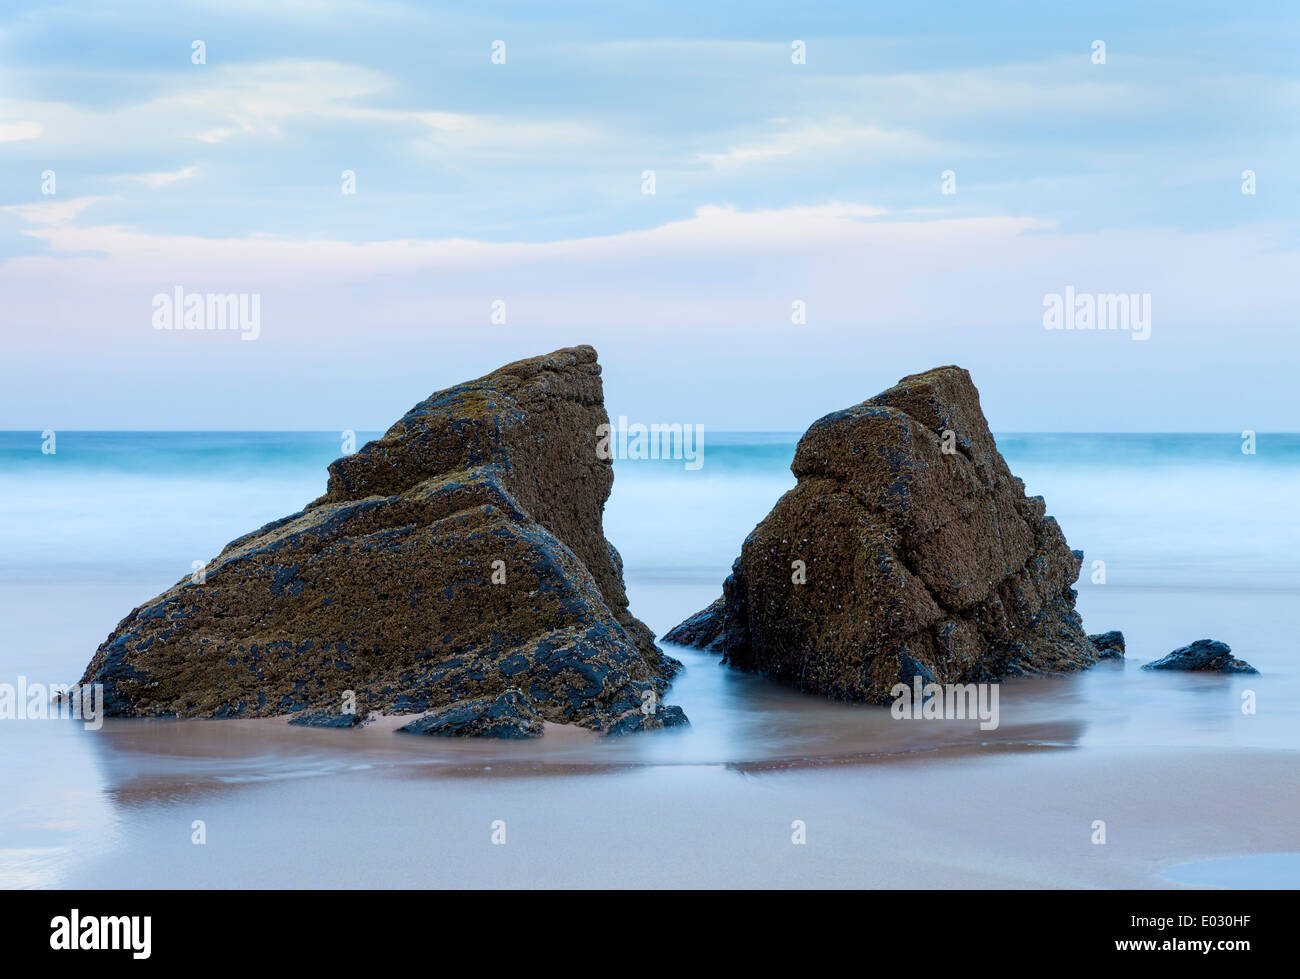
[1,0,1297,431]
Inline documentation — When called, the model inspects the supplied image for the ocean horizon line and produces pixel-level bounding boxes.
[3,429,1298,437]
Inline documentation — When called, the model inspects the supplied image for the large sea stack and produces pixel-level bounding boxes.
[81,346,686,736]
[665,366,1105,701]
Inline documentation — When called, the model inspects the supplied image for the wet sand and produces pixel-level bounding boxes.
[20,733,1300,889]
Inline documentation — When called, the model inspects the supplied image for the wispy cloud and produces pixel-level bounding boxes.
[697,119,948,169]
[0,120,41,141]
[1,195,113,226]
[119,164,200,187]
[0,60,599,156]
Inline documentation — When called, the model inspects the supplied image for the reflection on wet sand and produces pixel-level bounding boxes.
[79,674,1089,804]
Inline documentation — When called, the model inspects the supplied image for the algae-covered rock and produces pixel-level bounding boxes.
[81,346,686,735]
[666,366,1103,702]
[1143,639,1256,674]
[662,597,725,651]
[288,711,364,729]
[397,688,545,738]
[1089,630,1126,660]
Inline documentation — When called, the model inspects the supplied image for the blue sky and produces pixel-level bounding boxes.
[2,1,1297,430]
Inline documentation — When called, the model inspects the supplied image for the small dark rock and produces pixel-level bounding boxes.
[662,597,725,651]
[288,710,364,728]
[604,703,690,736]
[1089,630,1126,659]
[1142,639,1257,674]
[397,688,544,738]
